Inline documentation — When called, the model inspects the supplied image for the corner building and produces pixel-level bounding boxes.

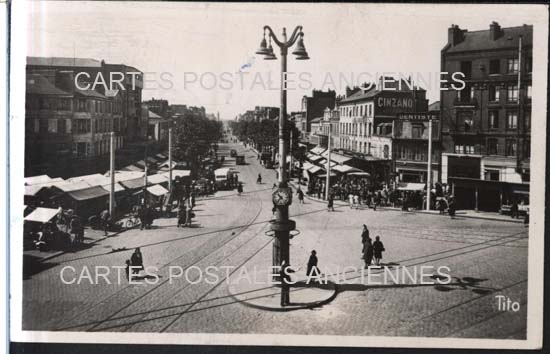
[440,22,532,211]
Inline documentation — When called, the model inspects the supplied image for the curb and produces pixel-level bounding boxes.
[287,180,524,224]
[34,234,109,263]
[228,280,338,312]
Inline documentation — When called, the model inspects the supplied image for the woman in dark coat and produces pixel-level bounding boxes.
[372,236,385,266]
[306,250,319,280]
[130,248,144,274]
[362,238,374,268]
[177,204,187,227]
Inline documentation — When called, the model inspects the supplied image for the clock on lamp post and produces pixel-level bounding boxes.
[272,187,293,206]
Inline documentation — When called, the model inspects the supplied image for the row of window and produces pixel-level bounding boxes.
[340,122,373,137]
[454,138,530,157]
[457,110,530,132]
[73,136,124,157]
[458,83,531,103]
[28,97,123,114]
[396,145,439,163]
[28,118,122,134]
[460,57,532,78]
[339,103,373,118]
[76,99,123,114]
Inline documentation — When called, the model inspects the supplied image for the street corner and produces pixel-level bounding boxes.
[227,267,337,311]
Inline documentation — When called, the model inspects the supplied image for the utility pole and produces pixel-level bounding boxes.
[169,128,173,192]
[325,123,332,200]
[109,132,115,216]
[143,139,149,207]
[256,25,307,306]
[289,129,293,178]
[426,118,432,211]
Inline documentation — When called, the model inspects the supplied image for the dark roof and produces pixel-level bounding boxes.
[428,101,440,111]
[75,88,105,99]
[446,25,532,53]
[27,56,102,68]
[26,74,71,96]
[340,87,380,104]
[67,186,109,201]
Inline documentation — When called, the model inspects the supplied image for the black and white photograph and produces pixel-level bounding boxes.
[8,1,548,350]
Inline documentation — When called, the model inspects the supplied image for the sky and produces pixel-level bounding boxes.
[26,2,546,119]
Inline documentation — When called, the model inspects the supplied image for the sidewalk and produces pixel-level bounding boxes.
[23,227,113,263]
[287,179,525,224]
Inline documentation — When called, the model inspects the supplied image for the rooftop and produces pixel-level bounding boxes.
[27,56,102,68]
[26,74,71,96]
[446,24,532,53]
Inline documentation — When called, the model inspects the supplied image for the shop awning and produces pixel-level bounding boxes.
[348,171,371,177]
[120,177,148,190]
[333,165,361,174]
[50,180,93,193]
[122,164,143,172]
[310,147,326,155]
[161,170,191,179]
[67,186,110,201]
[318,172,338,178]
[24,207,62,223]
[397,183,426,191]
[319,159,337,168]
[321,151,352,164]
[100,183,126,193]
[307,153,323,162]
[25,175,53,185]
[156,153,168,160]
[147,173,169,184]
[146,156,158,164]
[25,184,48,196]
[147,184,169,196]
[307,165,323,174]
[25,175,64,186]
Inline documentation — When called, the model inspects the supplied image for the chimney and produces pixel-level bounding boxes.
[489,21,501,40]
[448,24,465,46]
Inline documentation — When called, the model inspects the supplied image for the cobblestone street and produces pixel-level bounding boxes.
[22,143,528,339]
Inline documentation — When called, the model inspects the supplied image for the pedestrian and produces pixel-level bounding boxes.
[186,206,193,227]
[125,260,131,281]
[327,193,334,212]
[177,204,187,227]
[362,237,373,268]
[306,250,320,282]
[69,215,84,245]
[511,200,519,219]
[130,248,144,274]
[100,208,111,236]
[353,194,360,210]
[361,224,370,244]
[373,236,385,266]
[348,193,354,209]
[448,197,456,219]
[297,187,304,204]
[373,193,379,211]
[257,173,262,184]
[237,182,243,195]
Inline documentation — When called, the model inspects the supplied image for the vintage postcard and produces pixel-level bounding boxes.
[9,1,548,350]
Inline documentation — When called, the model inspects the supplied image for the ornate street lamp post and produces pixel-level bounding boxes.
[256,25,309,306]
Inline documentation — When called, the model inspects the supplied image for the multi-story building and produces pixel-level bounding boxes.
[338,77,429,155]
[440,22,532,211]
[392,111,441,184]
[25,73,125,175]
[312,107,340,150]
[27,57,145,142]
[300,89,336,134]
